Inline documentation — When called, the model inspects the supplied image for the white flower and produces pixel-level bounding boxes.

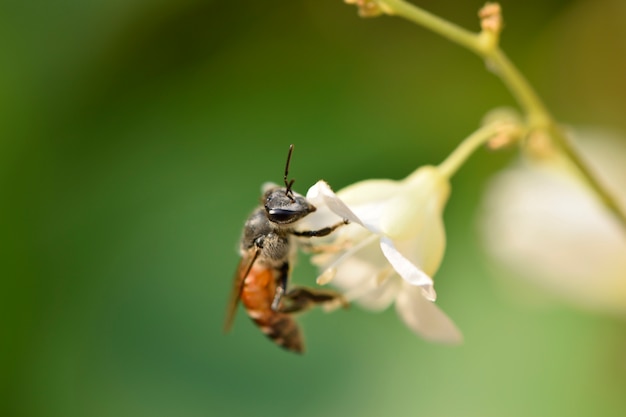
[303,166,462,344]
[480,128,626,316]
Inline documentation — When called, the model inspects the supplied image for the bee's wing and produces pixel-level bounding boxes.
[223,246,260,333]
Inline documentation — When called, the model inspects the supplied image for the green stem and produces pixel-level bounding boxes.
[437,122,503,179]
[380,0,547,121]
[375,0,626,229]
[547,124,626,228]
[378,0,482,54]
[487,49,549,125]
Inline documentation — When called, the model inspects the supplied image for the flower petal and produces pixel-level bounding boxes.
[306,181,364,226]
[337,179,402,233]
[380,237,436,301]
[337,178,402,205]
[481,130,626,315]
[395,286,462,344]
[343,273,403,311]
[314,233,378,285]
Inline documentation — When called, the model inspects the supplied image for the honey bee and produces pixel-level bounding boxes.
[224,145,348,354]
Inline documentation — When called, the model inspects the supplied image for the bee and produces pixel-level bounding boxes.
[224,145,348,354]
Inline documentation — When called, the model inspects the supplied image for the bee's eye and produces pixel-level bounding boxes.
[267,208,298,223]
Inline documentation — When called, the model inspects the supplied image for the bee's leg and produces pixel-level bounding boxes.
[291,219,350,238]
[271,263,289,312]
[278,287,348,314]
[298,239,351,255]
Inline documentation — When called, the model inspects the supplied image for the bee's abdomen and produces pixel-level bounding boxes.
[250,310,304,353]
[241,266,304,354]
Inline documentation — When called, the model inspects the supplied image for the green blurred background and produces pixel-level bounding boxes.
[2,0,626,416]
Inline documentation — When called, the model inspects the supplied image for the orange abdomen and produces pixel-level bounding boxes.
[240,265,304,353]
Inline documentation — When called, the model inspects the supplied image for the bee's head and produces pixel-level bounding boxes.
[263,187,316,224]
[261,144,316,224]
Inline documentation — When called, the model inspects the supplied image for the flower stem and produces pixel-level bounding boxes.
[378,0,548,122]
[378,0,482,54]
[486,49,549,126]
[374,0,626,229]
[437,121,504,179]
[547,124,626,228]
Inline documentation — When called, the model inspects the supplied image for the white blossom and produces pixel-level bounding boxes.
[481,129,626,316]
[303,166,462,344]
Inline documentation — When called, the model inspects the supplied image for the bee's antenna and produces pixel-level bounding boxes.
[284,144,295,200]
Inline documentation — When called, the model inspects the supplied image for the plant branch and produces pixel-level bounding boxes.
[369,0,626,229]
[437,119,521,179]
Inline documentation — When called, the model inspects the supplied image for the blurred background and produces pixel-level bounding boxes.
[2,0,626,416]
